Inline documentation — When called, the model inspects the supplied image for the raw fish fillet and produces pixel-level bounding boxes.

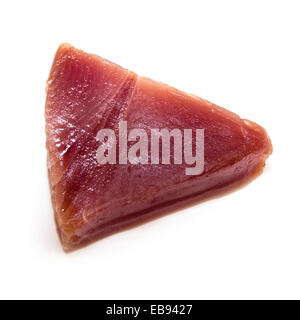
[45,44,272,251]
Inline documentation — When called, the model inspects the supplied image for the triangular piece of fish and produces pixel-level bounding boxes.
[45,44,272,251]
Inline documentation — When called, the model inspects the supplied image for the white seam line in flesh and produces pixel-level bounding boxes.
[126,74,140,108]
[57,71,133,210]
[50,69,131,187]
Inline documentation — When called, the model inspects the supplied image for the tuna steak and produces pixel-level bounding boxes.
[45,44,272,251]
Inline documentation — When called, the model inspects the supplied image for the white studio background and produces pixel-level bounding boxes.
[0,0,299,299]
